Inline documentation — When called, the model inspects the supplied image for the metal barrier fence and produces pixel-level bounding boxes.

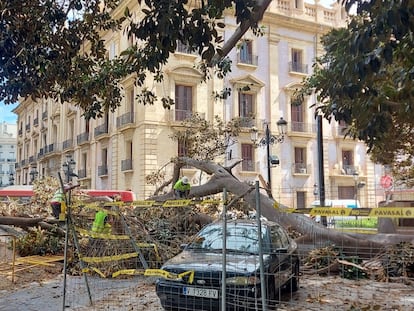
[0,234,16,283]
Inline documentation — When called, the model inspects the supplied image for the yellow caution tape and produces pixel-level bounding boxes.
[200,199,221,205]
[82,267,106,278]
[144,269,194,284]
[80,252,138,263]
[163,200,192,207]
[104,202,124,207]
[112,269,146,278]
[310,208,352,217]
[132,200,156,207]
[369,207,414,218]
[75,227,131,240]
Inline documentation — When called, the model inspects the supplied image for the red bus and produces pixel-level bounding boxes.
[0,186,136,203]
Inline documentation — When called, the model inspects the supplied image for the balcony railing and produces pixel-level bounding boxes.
[239,117,256,128]
[98,165,108,176]
[342,165,357,175]
[237,52,258,66]
[18,129,22,136]
[94,123,108,137]
[33,118,39,126]
[241,160,255,171]
[42,111,48,120]
[121,159,133,171]
[25,124,30,131]
[63,139,73,150]
[77,132,90,145]
[289,121,316,134]
[292,163,310,174]
[77,169,87,179]
[288,61,308,74]
[176,41,198,55]
[116,112,134,128]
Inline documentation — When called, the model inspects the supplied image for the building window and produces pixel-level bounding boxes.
[342,150,354,174]
[238,40,257,65]
[241,144,254,171]
[290,49,307,73]
[238,93,254,118]
[338,186,355,199]
[294,147,307,173]
[178,138,188,157]
[291,99,305,132]
[296,191,306,209]
[175,84,193,121]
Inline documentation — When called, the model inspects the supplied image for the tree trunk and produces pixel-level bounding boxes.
[149,157,414,256]
[0,216,43,228]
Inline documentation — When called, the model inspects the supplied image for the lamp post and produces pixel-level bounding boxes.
[62,154,77,183]
[250,117,288,198]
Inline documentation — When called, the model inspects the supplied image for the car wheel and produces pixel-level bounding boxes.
[290,260,300,292]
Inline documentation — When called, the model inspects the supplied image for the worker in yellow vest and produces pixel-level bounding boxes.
[173,176,191,198]
[91,209,112,234]
[50,189,65,219]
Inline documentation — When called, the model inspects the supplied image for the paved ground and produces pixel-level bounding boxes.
[1,273,413,311]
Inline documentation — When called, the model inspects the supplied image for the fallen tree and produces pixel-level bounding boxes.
[149,157,414,256]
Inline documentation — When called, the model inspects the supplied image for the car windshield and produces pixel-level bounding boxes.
[187,222,267,254]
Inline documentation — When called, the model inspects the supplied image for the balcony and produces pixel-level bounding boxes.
[18,129,22,136]
[239,117,256,128]
[94,123,108,138]
[25,124,31,132]
[342,165,358,175]
[33,117,39,127]
[116,112,134,128]
[121,159,133,171]
[29,156,37,164]
[168,110,205,123]
[98,165,108,176]
[175,41,198,55]
[63,139,74,150]
[77,169,88,179]
[241,160,256,172]
[292,163,311,175]
[237,52,258,66]
[42,111,48,120]
[38,148,44,159]
[288,61,308,74]
[77,132,90,145]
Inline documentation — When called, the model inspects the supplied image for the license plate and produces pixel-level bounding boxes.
[183,286,218,299]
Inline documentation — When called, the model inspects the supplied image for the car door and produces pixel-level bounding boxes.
[268,226,293,289]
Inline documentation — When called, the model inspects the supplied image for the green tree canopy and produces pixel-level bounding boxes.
[297,0,414,183]
[0,0,270,119]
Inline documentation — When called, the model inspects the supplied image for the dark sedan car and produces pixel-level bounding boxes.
[156,218,300,311]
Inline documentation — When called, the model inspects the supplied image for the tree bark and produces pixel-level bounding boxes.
[0,216,44,228]
[149,157,414,255]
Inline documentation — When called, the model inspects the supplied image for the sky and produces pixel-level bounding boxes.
[0,102,17,124]
[0,0,336,125]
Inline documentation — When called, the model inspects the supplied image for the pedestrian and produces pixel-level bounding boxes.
[173,176,191,198]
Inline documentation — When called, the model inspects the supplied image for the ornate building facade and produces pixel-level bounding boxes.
[13,1,385,207]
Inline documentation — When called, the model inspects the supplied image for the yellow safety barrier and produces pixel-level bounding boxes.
[282,206,414,218]
[163,199,192,207]
[80,252,138,264]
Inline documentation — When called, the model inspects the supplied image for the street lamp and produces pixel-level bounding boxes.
[29,167,38,184]
[63,154,77,183]
[250,117,288,198]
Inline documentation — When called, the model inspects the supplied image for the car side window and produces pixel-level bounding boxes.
[270,226,290,250]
